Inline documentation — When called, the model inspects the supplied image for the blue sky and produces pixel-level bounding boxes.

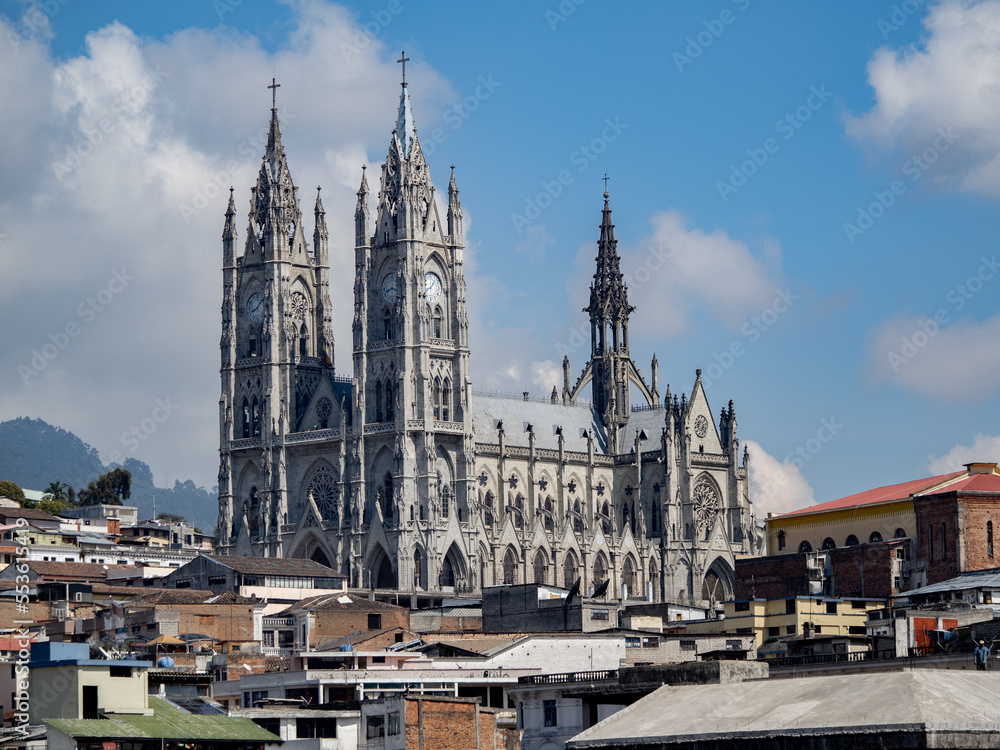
[1,0,998,517]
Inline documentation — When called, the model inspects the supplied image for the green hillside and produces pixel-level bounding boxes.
[0,417,217,533]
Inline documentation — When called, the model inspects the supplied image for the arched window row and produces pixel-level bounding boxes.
[800,530,900,553]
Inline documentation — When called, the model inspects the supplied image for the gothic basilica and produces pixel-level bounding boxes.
[217,73,763,604]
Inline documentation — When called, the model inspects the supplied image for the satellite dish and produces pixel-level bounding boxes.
[592,579,610,598]
[566,577,581,604]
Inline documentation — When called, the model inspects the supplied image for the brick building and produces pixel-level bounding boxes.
[274,592,410,650]
[912,467,1000,585]
[360,695,512,750]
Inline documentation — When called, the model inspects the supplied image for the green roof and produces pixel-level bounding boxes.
[45,697,279,742]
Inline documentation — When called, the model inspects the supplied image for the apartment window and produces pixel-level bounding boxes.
[679,639,696,651]
[851,600,867,609]
[208,576,226,586]
[848,626,867,635]
[591,611,609,621]
[726,639,743,650]
[786,625,796,635]
[388,712,400,736]
[990,521,995,559]
[813,625,822,634]
[941,522,947,561]
[778,530,785,550]
[928,524,934,562]
[785,599,796,614]
[109,666,132,678]
[642,636,660,648]
[826,601,837,614]
[366,716,385,739]
[734,601,750,612]
[736,628,753,634]
[543,699,558,727]
[368,614,382,630]
[768,627,780,637]
[625,637,640,648]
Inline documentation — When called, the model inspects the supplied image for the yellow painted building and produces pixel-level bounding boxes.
[684,596,883,646]
[764,471,972,556]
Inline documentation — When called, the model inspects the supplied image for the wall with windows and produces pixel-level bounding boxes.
[766,500,914,558]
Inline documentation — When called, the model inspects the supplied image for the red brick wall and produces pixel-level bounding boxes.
[404,698,486,750]
[958,498,1000,572]
[734,554,810,600]
[310,607,409,647]
[914,497,961,584]
[828,543,897,599]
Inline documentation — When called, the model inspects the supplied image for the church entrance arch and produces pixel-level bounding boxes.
[702,557,734,603]
[368,545,396,589]
[441,544,467,591]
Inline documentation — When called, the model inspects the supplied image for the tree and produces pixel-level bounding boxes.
[38,497,71,515]
[44,481,70,502]
[78,468,131,506]
[156,513,185,524]
[0,481,24,503]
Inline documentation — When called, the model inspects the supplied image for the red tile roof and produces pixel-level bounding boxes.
[925,473,1000,494]
[777,472,965,518]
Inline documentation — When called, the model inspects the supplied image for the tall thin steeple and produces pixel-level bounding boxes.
[252,78,300,253]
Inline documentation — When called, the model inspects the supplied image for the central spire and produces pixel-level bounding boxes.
[395,85,416,158]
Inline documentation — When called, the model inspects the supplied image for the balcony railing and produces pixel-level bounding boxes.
[518,669,618,685]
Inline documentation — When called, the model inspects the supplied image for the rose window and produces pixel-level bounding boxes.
[693,478,720,532]
[308,468,339,522]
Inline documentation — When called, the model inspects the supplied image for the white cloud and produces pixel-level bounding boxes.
[570,211,785,338]
[928,433,1000,474]
[866,313,1000,401]
[530,360,562,395]
[846,0,1000,196]
[745,440,816,517]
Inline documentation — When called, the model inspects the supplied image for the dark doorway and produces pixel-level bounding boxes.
[83,685,98,719]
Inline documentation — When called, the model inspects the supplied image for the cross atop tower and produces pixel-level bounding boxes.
[268,77,281,110]
[603,173,610,196]
[397,51,410,87]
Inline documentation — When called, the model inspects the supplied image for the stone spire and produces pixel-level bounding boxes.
[584,189,635,447]
[447,165,462,241]
[251,100,301,252]
[223,188,237,241]
[355,165,370,246]
[395,84,416,159]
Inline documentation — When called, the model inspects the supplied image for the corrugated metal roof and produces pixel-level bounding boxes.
[45,697,279,741]
[208,554,345,578]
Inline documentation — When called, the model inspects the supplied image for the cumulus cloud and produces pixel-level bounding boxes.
[928,433,1000,474]
[571,211,785,339]
[846,0,1000,196]
[866,313,1000,401]
[745,440,816,517]
[0,3,456,489]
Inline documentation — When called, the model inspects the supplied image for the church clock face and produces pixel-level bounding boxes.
[381,273,398,304]
[424,272,442,303]
[694,415,709,438]
[247,292,265,323]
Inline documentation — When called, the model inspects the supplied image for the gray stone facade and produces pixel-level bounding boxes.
[217,79,763,603]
